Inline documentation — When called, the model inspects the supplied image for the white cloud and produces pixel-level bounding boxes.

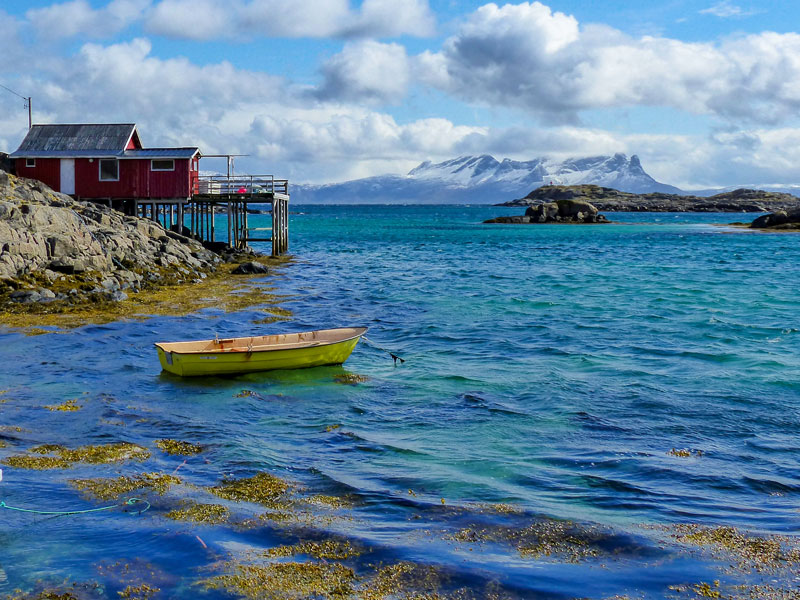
[314,41,410,104]
[700,2,749,18]
[145,0,233,39]
[346,0,435,38]
[26,0,150,39]
[144,0,435,40]
[417,2,800,125]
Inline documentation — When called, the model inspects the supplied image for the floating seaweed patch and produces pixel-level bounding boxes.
[203,561,357,600]
[208,472,293,509]
[7,442,150,468]
[165,501,229,524]
[1,455,73,470]
[476,503,522,515]
[360,561,448,599]
[71,473,182,501]
[324,424,342,432]
[44,399,81,412]
[303,494,355,510]
[235,511,298,528]
[117,583,160,600]
[334,374,369,385]
[673,524,800,573]
[668,448,703,458]
[154,439,203,456]
[444,517,607,563]
[0,426,25,433]
[266,539,364,560]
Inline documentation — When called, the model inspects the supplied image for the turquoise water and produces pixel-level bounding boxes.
[1,205,800,598]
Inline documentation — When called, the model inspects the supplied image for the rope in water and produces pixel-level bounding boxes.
[362,336,405,365]
[0,497,150,516]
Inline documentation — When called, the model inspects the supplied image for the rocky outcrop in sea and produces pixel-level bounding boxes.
[500,185,800,212]
[0,173,221,306]
[749,208,800,230]
[485,199,609,224]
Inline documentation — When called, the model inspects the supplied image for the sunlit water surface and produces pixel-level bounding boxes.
[1,206,799,599]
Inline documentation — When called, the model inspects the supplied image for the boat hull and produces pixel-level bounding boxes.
[155,327,365,377]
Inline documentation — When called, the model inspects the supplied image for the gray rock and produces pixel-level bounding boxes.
[105,290,128,302]
[232,261,269,274]
[10,290,41,303]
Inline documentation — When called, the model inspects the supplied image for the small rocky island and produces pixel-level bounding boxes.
[485,198,609,224]
[499,185,800,213]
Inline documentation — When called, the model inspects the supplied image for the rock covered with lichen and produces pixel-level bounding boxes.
[0,172,220,306]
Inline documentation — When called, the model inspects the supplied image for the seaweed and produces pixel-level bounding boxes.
[203,562,357,600]
[266,540,363,560]
[1,455,73,470]
[668,448,703,458]
[44,399,81,412]
[153,439,203,456]
[208,472,293,508]
[304,494,355,510]
[165,502,229,524]
[71,473,182,500]
[445,518,605,563]
[0,259,291,331]
[117,584,160,600]
[673,524,800,573]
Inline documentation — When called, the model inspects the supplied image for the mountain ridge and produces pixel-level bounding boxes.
[291,153,680,204]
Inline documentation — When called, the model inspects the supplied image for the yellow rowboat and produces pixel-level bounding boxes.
[155,327,367,376]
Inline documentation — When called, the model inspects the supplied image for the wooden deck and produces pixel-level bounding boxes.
[131,174,289,256]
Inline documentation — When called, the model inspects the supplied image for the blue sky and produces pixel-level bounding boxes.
[1,0,799,188]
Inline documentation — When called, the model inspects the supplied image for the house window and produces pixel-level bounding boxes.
[99,159,119,181]
[151,159,175,171]
[25,158,36,168]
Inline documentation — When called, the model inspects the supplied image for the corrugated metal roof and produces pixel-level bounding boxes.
[13,124,136,154]
[9,149,123,158]
[123,148,199,159]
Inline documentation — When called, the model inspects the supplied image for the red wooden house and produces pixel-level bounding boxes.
[10,123,200,201]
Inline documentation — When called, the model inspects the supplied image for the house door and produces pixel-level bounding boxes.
[60,159,75,195]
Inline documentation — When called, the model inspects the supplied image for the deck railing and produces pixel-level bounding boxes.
[194,175,289,196]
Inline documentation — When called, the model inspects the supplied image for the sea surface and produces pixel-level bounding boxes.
[1,205,800,599]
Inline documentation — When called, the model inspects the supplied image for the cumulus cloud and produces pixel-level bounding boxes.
[26,0,150,39]
[417,1,800,125]
[314,41,410,104]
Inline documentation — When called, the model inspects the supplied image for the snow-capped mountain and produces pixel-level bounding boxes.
[291,153,681,204]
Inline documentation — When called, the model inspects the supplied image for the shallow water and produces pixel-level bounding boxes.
[1,206,799,598]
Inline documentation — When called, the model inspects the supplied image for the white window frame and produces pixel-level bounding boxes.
[25,158,36,168]
[151,159,175,171]
[99,159,119,181]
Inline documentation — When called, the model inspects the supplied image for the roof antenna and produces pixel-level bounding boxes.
[0,83,31,128]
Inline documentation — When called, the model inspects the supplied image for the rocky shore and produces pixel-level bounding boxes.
[0,173,225,308]
[500,185,800,212]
